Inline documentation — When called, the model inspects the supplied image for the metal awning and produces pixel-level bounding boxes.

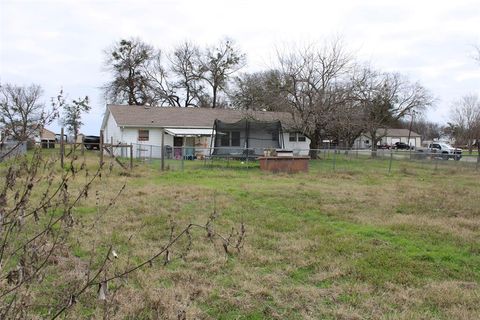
[164,128,213,137]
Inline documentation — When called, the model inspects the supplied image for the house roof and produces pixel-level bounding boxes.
[361,128,421,139]
[376,128,421,137]
[40,128,56,140]
[103,104,295,129]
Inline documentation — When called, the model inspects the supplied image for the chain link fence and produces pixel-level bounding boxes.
[119,144,480,174]
[0,141,27,161]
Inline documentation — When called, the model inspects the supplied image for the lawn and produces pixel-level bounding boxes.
[2,150,480,319]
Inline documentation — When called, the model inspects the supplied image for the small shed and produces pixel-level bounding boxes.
[40,128,56,148]
[355,128,422,149]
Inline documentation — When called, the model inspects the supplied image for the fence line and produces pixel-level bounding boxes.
[26,141,480,174]
[0,141,27,161]
[104,144,479,173]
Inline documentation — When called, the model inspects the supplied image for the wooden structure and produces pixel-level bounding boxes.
[258,156,310,173]
[40,127,56,148]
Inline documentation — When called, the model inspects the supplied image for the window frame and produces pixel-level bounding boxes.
[289,132,306,142]
[230,131,241,147]
[289,132,297,142]
[220,131,230,147]
[219,131,241,147]
[138,129,149,142]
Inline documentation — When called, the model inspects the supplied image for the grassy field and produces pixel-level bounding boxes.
[2,150,480,319]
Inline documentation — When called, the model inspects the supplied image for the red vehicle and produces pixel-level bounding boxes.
[377,144,391,150]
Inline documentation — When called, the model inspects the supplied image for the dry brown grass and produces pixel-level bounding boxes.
[4,151,479,319]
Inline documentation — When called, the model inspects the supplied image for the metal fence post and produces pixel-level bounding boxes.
[333,147,337,171]
[181,147,184,171]
[129,143,133,170]
[388,152,393,174]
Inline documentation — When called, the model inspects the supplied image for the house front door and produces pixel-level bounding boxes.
[174,137,183,159]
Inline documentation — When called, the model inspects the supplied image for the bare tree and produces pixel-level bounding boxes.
[275,39,352,156]
[198,38,246,108]
[103,38,155,105]
[142,50,181,107]
[449,93,480,153]
[0,83,59,144]
[170,41,205,107]
[230,70,288,111]
[353,68,433,153]
[324,83,365,148]
[398,117,443,141]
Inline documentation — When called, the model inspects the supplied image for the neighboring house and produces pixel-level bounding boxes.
[39,128,56,148]
[354,128,422,149]
[30,127,56,148]
[100,105,311,158]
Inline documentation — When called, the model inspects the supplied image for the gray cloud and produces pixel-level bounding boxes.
[1,0,479,134]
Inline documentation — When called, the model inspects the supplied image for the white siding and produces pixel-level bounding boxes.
[104,113,122,144]
[116,128,174,158]
[111,128,214,159]
[283,132,311,155]
[102,117,312,159]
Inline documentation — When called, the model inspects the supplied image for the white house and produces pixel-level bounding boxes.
[354,128,422,149]
[100,105,311,158]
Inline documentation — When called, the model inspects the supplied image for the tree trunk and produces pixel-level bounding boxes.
[308,128,321,159]
[184,86,190,108]
[212,86,217,108]
[370,131,379,158]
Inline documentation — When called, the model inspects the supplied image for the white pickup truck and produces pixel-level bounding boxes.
[415,142,462,160]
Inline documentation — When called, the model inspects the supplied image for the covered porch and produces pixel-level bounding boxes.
[164,128,213,160]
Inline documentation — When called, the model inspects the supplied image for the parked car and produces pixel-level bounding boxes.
[415,143,462,160]
[393,142,412,150]
[83,135,100,150]
[377,144,391,150]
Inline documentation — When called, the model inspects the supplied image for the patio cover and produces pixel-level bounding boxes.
[164,128,213,137]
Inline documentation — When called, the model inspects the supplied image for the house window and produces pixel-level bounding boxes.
[271,130,279,141]
[289,132,296,142]
[289,132,306,142]
[220,131,240,147]
[138,130,149,141]
[231,131,240,147]
[220,132,230,146]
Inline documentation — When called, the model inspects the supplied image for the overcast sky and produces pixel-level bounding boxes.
[1,0,479,135]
